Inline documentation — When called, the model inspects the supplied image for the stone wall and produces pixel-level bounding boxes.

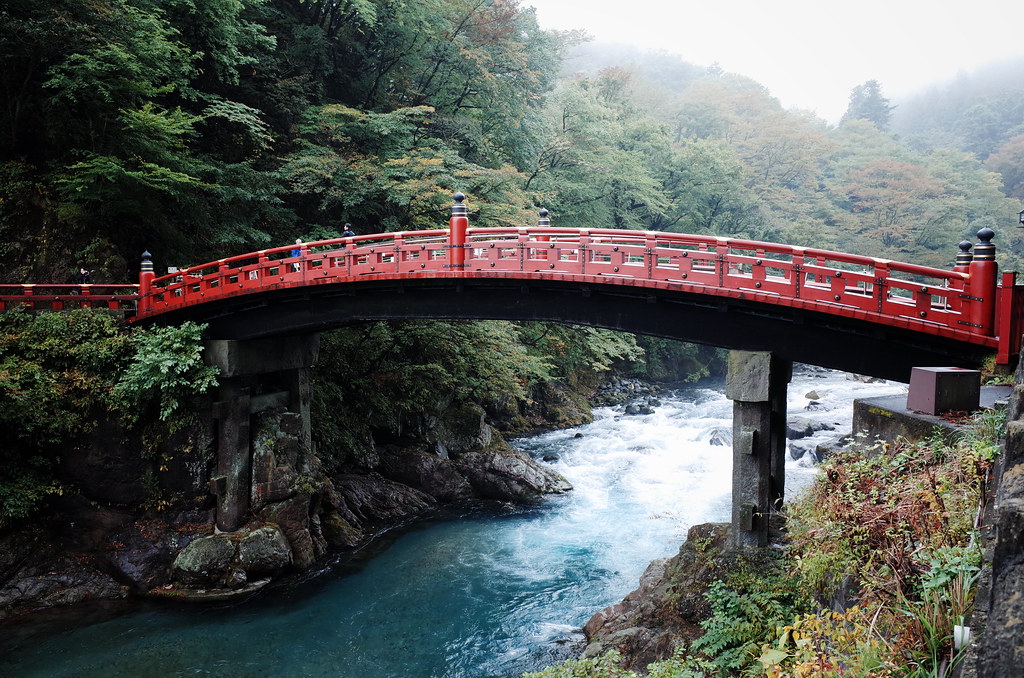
[969,366,1024,676]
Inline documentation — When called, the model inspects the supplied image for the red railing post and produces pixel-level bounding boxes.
[537,208,550,243]
[953,239,973,276]
[449,192,468,270]
[79,283,92,308]
[967,228,998,334]
[138,251,154,314]
[997,271,1020,365]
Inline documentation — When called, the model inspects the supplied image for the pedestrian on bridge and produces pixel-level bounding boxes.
[341,223,355,238]
[291,239,302,272]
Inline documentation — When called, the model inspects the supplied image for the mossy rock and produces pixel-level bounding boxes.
[171,535,236,586]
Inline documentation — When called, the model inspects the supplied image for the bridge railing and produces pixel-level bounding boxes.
[0,284,139,312]
[136,225,988,341]
[140,231,455,310]
[459,226,973,325]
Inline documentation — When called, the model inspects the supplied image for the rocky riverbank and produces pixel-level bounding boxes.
[580,522,746,672]
[0,383,590,623]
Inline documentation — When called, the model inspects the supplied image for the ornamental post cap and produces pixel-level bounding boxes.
[958,240,972,252]
[453,192,465,202]
[141,250,152,259]
[977,227,995,243]
[539,208,549,217]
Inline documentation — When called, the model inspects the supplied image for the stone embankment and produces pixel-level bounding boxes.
[968,367,1024,677]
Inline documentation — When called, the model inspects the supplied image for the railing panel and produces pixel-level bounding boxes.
[0,285,139,312]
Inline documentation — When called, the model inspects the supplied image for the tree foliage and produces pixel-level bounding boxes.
[3,1,1021,278]
[113,321,220,422]
[0,311,220,524]
[311,319,653,469]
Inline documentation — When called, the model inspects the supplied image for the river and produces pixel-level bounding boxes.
[0,367,901,677]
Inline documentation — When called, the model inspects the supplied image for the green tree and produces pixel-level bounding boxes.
[841,79,894,130]
[526,72,672,229]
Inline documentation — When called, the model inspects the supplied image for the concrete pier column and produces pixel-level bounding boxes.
[213,379,252,532]
[205,334,320,532]
[282,366,314,473]
[726,350,792,548]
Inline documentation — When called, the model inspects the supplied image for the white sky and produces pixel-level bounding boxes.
[525,0,1024,123]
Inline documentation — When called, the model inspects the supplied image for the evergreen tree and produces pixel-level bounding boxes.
[841,80,895,130]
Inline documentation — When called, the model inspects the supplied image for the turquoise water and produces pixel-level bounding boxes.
[2,372,884,677]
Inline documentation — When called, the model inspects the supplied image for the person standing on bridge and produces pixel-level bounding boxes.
[290,238,302,272]
[74,267,91,284]
[341,223,355,238]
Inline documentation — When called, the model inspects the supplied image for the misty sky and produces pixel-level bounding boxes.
[525,0,1024,123]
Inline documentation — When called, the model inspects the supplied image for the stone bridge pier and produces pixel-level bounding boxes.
[726,350,791,548]
[203,334,320,533]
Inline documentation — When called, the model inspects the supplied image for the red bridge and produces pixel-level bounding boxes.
[3,194,1022,381]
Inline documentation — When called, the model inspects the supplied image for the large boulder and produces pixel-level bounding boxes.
[328,474,436,529]
[171,535,236,587]
[169,524,295,588]
[454,446,572,500]
[377,445,475,501]
[238,526,292,575]
[786,417,836,440]
[97,521,202,593]
[258,495,320,570]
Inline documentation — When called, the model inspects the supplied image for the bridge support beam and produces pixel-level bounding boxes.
[726,350,791,548]
[205,334,320,532]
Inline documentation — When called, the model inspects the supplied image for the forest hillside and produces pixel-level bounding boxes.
[3,0,1024,283]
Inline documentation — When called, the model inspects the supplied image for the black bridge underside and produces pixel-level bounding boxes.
[143,277,995,382]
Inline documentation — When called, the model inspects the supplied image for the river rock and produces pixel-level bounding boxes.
[258,494,322,571]
[455,447,572,500]
[0,527,128,621]
[376,445,475,501]
[787,417,836,440]
[788,440,818,462]
[225,568,248,589]
[592,378,661,407]
[706,426,731,446]
[624,403,655,416]
[329,474,436,530]
[238,526,292,575]
[171,535,236,586]
[96,521,201,593]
